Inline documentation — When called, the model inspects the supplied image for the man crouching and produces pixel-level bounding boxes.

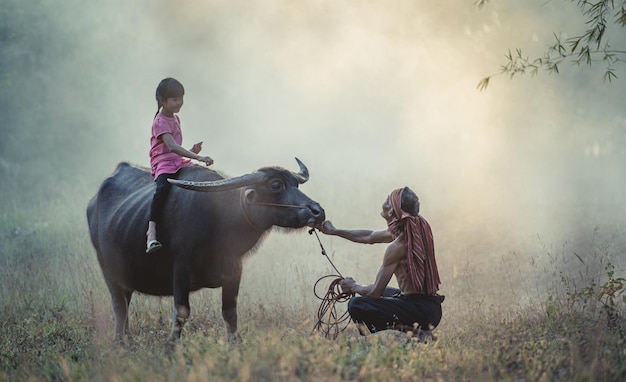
[319,187,444,339]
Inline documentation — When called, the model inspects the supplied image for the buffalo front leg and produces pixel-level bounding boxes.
[167,270,191,346]
[222,261,242,341]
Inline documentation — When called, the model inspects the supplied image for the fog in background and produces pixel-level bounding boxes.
[2,0,626,309]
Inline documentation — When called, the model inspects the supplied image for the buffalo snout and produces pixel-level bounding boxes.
[307,202,325,226]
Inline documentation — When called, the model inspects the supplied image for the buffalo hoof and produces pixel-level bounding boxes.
[164,337,180,353]
[227,332,242,343]
[114,334,135,348]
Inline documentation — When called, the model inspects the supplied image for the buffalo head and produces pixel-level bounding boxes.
[168,158,325,230]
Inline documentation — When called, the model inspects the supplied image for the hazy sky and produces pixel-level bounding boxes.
[4,0,625,300]
[67,0,623,233]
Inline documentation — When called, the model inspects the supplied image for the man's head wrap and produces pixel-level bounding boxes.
[387,188,440,295]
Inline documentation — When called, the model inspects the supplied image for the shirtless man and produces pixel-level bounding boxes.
[319,187,444,337]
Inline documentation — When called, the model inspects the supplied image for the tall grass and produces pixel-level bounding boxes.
[1,181,625,381]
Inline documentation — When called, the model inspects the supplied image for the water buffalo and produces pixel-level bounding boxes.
[87,158,325,344]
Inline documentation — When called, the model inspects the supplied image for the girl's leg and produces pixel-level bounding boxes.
[146,220,158,242]
[147,173,174,251]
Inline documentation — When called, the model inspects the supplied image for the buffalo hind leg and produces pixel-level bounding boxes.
[109,284,133,344]
[167,270,191,347]
[222,261,242,341]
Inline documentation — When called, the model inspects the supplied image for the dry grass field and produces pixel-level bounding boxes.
[1,179,624,382]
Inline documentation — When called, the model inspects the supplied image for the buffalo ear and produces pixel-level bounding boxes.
[244,189,257,204]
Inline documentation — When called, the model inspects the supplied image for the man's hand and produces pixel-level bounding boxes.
[340,277,357,294]
[319,221,336,235]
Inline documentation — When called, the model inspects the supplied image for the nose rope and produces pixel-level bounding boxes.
[239,190,261,232]
[239,190,313,232]
[254,201,309,209]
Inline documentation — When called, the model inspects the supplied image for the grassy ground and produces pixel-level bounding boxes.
[1,183,625,381]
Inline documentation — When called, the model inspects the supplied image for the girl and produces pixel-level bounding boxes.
[146,78,213,254]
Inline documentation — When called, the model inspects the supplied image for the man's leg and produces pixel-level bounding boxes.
[347,292,441,334]
[347,296,403,334]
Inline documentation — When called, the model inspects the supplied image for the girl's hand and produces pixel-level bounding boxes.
[191,141,203,154]
[197,156,214,166]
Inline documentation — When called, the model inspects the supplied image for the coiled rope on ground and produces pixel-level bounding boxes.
[311,275,354,339]
[309,229,355,339]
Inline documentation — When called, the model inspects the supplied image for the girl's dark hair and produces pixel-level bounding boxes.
[401,187,420,216]
[154,78,185,118]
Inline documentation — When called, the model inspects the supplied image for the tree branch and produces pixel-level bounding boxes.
[478,0,626,89]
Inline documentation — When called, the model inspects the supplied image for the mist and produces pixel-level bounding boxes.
[2,0,626,311]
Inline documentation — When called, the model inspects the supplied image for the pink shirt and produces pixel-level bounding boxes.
[149,114,192,179]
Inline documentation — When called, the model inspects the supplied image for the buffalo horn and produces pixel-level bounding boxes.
[293,157,309,184]
[168,172,266,192]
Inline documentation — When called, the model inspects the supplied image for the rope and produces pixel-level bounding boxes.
[309,229,355,339]
[254,201,309,209]
[309,228,343,277]
[239,191,309,232]
[311,275,354,339]
[239,197,355,339]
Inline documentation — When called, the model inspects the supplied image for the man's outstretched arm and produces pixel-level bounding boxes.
[319,221,393,244]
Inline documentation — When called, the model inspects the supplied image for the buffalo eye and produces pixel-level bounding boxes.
[269,179,285,192]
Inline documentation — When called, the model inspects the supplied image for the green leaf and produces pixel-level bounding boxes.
[477,77,490,91]
[604,69,617,83]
